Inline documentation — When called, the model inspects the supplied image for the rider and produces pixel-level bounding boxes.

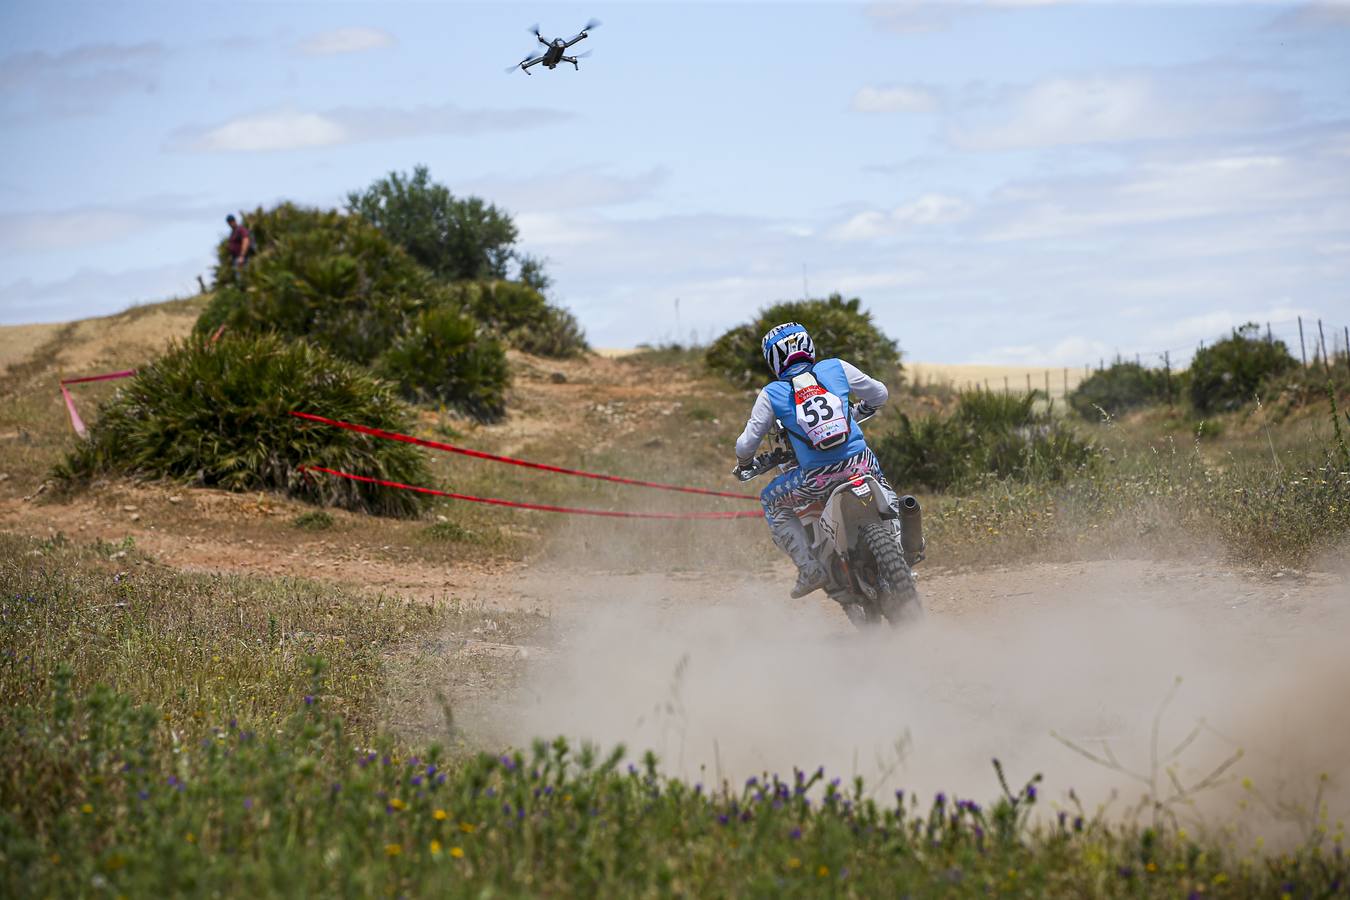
[734,322,898,598]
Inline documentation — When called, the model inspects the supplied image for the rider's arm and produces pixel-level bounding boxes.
[734,388,775,463]
[840,360,888,408]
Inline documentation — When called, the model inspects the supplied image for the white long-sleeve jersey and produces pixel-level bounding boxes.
[734,360,889,462]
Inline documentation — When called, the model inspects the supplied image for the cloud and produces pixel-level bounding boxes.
[171,103,574,153]
[1269,1,1350,30]
[0,198,219,254]
[851,84,939,113]
[948,71,1297,150]
[296,27,397,56]
[865,0,1070,35]
[0,41,165,119]
[460,166,669,212]
[830,193,970,240]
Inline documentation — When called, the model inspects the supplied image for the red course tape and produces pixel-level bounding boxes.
[300,465,763,520]
[60,369,138,385]
[290,411,757,501]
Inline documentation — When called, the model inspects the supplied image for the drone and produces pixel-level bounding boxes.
[506,19,600,74]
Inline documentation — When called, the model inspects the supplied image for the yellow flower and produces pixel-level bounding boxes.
[1145,861,1157,873]
[787,857,801,870]
[185,832,196,845]
[817,865,830,878]
[80,804,93,814]
[384,843,402,857]
[450,847,465,859]
[433,809,448,821]
[389,798,406,811]
[429,840,442,855]
[459,822,477,834]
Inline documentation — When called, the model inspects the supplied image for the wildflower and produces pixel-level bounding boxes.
[384,843,402,857]
[304,695,314,706]
[429,840,442,855]
[817,865,829,878]
[787,857,801,869]
[1145,861,1157,873]
[790,828,802,840]
[243,798,253,810]
[450,846,465,859]
[185,832,196,844]
[459,822,476,833]
[81,804,93,814]
[434,809,448,821]
[389,798,406,811]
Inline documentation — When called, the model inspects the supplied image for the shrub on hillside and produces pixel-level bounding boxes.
[346,165,519,282]
[874,390,1095,490]
[445,280,588,358]
[55,335,432,517]
[196,205,510,418]
[376,306,509,420]
[705,294,901,388]
[1189,323,1297,414]
[1069,362,1171,420]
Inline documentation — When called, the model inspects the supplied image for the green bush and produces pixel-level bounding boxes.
[874,390,1095,490]
[346,165,519,282]
[705,294,901,388]
[376,306,509,421]
[196,205,511,417]
[446,280,588,358]
[1069,362,1171,419]
[55,334,432,517]
[1188,323,1298,414]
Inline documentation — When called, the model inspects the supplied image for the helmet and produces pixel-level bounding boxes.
[761,322,815,376]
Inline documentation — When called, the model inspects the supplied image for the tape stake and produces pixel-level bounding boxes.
[300,465,763,520]
[61,385,88,438]
[290,411,758,501]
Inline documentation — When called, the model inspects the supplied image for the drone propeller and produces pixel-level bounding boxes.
[574,49,593,59]
[505,52,538,73]
[580,17,602,32]
[528,23,542,38]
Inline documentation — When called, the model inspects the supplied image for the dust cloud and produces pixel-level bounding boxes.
[501,558,1349,834]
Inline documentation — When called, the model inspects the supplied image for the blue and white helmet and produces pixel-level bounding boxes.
[761,322,816,377]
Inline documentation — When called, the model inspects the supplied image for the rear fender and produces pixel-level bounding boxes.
[822,476,888,555]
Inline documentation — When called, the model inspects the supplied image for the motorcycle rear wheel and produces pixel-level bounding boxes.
[860,522,923,627]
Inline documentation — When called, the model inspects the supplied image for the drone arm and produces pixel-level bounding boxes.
[563,32,589,48]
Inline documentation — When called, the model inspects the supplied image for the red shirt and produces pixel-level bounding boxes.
[227,224,251,257]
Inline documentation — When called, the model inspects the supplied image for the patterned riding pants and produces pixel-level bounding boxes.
[759,447,898,573]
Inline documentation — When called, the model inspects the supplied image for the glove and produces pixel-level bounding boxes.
[854,403,879,420]
[732,458,755,480]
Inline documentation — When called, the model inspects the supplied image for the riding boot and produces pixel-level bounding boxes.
[770,515,827,598]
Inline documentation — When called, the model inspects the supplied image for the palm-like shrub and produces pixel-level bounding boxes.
[705,294,901,388]
[196,205,511,418]
[56,335,431,517]
[376,306,509,421]
[1188,323,1298,414]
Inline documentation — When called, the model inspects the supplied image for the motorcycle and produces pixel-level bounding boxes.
[736,407,925,629]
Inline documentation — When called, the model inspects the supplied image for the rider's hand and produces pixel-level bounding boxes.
[732,458,754,479]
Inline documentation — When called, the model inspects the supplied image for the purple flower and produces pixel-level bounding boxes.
[717,814,729,826]
[693,783,702,796]
[137,790,149,801]
[1057,811,1067,828]
[425,763,437,776]
[410,776,423,787]
[1073,816,1084,832]
[499,755,516,771]
[935,792,946,807]
[304,695,314,706]
[895,789,905,805]
[1025,785,1037,803]
[243,798,254,809]
[790,828,802,840]
[436,774,446,786]
[746,776,758,788]
[1117,866,1134,879]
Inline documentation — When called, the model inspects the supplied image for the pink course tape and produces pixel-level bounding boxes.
[61,384,88,438]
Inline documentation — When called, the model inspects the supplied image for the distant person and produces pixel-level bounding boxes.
[225,214,252,271]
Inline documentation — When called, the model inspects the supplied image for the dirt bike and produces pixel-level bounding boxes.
[736,407,925,629]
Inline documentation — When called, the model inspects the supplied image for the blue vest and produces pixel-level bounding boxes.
[763,358,868,468]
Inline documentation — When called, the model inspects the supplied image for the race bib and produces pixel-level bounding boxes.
[791,373,848,450]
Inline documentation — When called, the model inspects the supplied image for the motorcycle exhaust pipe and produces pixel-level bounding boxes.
[898,494,924,565]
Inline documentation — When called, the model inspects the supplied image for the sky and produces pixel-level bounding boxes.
[2,0,1348,365]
